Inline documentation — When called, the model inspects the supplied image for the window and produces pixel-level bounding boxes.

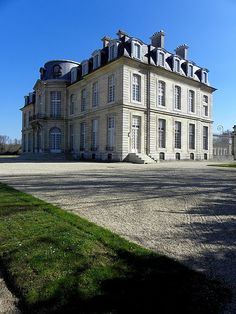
[108,74,115,103]
[132,74,141,102]
[174,86,181,110]
[70,94,76,115]
[80,122,86,151]
[92,82,98,107]
[92,119,98,150]
[159,152,165,160]
[158,119,166,148]
[190,153,194,160]
[203,126,208,150]
[81,61,89,76]
[175,59,180,72]
[81,89,86,112]
[38,95,42,114]
[49,128,61,152]
[202,71,208,83]
[93,53,100,70]
[107,116,115,150]
[188,90,195,112]
[204,153,208,160]
[50,91,61,117]
[109,44,117,61]
[189,64,194,77]
[23,113,26,128]
[28,133,32,152]
[69,124,74,151]
[176,152,180,160]
[133,42,141,59]
[203,95,209,116]
[189,124,195,149]
[71,68,77,83]
[158,52,165,67]
[158,81,165,106]
[175,121,181,149]
[52,65,61,78]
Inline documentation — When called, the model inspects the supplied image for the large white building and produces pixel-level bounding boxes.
[21,30,215,162]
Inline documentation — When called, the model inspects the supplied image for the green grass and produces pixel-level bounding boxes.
[208,163,236,167]
[0,183,231,313]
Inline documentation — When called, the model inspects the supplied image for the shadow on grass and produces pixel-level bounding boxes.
[1,250,231,314]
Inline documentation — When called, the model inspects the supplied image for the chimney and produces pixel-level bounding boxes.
[101,36,112,48]
[175,44,188,60]
[150,30,165,48]
[116,29,129,41]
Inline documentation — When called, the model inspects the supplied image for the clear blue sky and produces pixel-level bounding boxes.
[0,0,235,140]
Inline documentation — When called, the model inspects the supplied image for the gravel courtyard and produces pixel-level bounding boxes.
[0,160,236,313]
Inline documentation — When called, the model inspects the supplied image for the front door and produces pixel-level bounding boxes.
[131,116,141,153]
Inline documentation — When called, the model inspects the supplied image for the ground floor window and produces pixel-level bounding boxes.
[49,127,61,152]
[159,152,165,160]
[176,152,180,160]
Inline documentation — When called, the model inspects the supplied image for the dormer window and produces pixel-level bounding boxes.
[174,58,181,73]
[52,64,62,78]
[132,41,141,59]
[202,71,208,84]
[92,51,101,70]
[188,64,194,77]
[108,42,119,61]
[71,67,77,83]
[158,52,165,67]
[81,61,89,76]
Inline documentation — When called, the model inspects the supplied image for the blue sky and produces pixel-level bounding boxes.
[0,0,235,139]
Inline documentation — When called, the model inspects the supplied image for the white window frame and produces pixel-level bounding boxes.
[203,95,209,116]
[70,94,76,115]
[203,126,208,150]
[189,123,195,149]
[80,122,86,151]
[132,74,141,102]
[175,121,181,149]
[50,91,61,117]
[174,86,181,110]
[132,41,142,60]
[188,90,195,113]
[202,71,208,84]
[81,89,86,112]
[174,58,181,73]
[108,74,115,103]
[158,51,165,67]
[92,119,98,150]
[158,81,166,107]
[92,82,99,107]
[108,41,118,61]
[188,64,194,77]
[158,119,166,149]
[107,115,115,150]
[92,50,101,70]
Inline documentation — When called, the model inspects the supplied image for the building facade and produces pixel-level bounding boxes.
[21,30,215,162]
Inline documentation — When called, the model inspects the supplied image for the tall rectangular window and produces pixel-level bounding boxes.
[50,91,61,117]
[174,86,181,110]
[175,59,180,72]
[107,116,115,150]
[133,43,141,59]
[92,82,98,107]
[189,124,195,149]
[158,81,165,106]
[132,74,141,102]
[92,119,98,150]
[158,119,166,148]
[159,52,165,67]
[108,75,115,103]
[109,44,116,61]
[203,126,208,150]
[80,122,86,150]
[81,89,86,112]
[38,95,42,114]
[203,95,209,116]
[189,64,194,77]
[175,121,181,149]
[69,124,74,150]
[70,94,76,115]
[189,90,195,112]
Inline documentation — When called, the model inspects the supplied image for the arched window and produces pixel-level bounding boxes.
[49,127,61,153]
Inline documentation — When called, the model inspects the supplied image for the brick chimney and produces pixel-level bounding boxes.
[150,30,165,48]
[175,44,188,60]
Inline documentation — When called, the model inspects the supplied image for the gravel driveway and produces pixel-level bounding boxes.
[0,160,236,313]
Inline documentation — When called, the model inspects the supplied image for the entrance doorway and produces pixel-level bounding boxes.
[131,116,141,153]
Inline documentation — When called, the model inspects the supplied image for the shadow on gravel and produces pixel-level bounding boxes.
[1,252,231,314]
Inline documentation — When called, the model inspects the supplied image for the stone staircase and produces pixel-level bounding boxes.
[125,153,157,164]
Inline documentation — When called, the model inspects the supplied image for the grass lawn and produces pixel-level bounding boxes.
[0,183,231,313]
[208,163,236,167]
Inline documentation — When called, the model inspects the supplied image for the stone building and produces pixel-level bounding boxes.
[21,30,215,162]
[232,125,236,159]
